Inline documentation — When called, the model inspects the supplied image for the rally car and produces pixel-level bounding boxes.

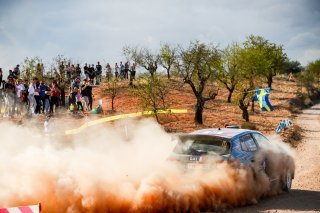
[170,127,294,192]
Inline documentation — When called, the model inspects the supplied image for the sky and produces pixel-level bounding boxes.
[0,0,319,74]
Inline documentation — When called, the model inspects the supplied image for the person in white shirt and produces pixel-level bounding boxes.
[28,78,38,115]
[16,79,25,115]
[3,77,15,117]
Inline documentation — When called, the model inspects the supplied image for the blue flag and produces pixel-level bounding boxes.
[253,88,274,112]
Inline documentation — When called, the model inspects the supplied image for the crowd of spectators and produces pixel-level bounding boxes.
[0,61,137,118]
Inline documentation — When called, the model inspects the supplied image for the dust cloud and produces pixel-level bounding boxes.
[0,119,295,212]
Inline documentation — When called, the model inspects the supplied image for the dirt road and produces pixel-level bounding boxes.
[229,104,320,212]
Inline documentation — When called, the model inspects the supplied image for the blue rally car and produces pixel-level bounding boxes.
[171,127,294,192]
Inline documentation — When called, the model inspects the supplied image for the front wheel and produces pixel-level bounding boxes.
[282,172,292,192]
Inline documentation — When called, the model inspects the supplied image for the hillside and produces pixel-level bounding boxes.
[91,76,299,135]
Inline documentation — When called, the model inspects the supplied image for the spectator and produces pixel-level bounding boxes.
[130,62,136,80]
[71,77,81,92]
[0,68,2,88]
[76,64,81,78]
[120,61,124,79]
[28,78,38,116]
[114,63,119,79]
[81,79,89,111]
[34,79,41,114]
[83,63,89,79]
[69,86,77,112]
[88,64,95,82]
[71,64,77,79]
[0,80,4,115]
[124,61,129,79]
[95,61,102,85]
[13,65,20,78]
[85,80,93,110]
[106,63,112,81]
[23,79,29,109]
[75,87,84,112]
[3,77,16,117]
[16,79,26,115]
[50,81,61,115]
[129,63,136,86]
[7,70,15,79]
[39,80,50,114]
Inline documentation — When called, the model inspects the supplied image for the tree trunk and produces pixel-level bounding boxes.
[195,98,204,124]
[267,76,273,89]
[167,69,170,79]
[150,69,156,77]
[111,98,114,111]
[61,87,65,107]
[239,92,250,122]
[251,98,255,112]
[154,110,160,123]
[227,88,234,103]
[242,108,249,122]
[59,80,66,108]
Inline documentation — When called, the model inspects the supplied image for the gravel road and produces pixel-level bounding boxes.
[229,104,320,213]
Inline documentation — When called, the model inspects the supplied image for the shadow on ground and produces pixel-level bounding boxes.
[228,189,320,213]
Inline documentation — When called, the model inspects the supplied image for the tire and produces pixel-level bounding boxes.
[282,172,292,192]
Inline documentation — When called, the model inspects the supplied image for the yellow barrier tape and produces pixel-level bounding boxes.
[64,109,187,135]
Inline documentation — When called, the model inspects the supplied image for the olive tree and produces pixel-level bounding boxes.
[133,73,171,123]
[177,41,221,124]
[244,35,287,89]
[298,59,320,97]
[21,56,43,80]
[217,43,242,103]
[52,54,72,106]
[101,78,119,111]
[234,39,266,121]
[123,46,160,77]
[306,59,320,85]
[160,43,177,79]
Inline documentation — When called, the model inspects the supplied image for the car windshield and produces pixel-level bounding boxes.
[173,134,231,155]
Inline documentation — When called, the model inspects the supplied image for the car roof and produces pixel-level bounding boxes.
[190,128,257,139]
